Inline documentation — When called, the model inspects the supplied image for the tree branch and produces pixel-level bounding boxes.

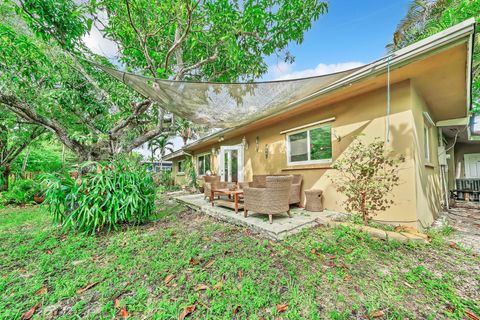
[120,127,164,154]
[3,127,47,165]
[109,99,152,138]
[0,93,86,156]
[178,49,219,77]
[164,0,198,72]
[124,0,157,77]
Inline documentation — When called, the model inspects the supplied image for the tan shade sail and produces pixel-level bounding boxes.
[96,63,361,128]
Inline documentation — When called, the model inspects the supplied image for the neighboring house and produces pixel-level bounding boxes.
[165,19,477,230]
[142,160,172,172]
[134,139,179,171]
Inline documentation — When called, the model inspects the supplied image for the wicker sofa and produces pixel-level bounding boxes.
[249,174,302,205]
[243,175,293,223]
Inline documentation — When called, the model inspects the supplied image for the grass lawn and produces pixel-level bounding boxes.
[0,203,479,319]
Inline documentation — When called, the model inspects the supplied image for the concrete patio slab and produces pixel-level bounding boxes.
[173,193,346,240]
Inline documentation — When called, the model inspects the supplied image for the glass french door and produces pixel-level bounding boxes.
[219,145,244,183]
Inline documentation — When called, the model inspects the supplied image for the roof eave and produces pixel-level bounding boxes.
[173,18,477,151]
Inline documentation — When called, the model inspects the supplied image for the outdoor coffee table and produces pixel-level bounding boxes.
[210,188,244,213]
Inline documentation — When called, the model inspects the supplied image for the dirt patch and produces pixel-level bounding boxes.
[433,203,480,253]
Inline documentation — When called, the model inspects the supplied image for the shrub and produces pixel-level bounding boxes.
[0,179,45,205]
[183,156,198,189]
[42,158,156,234]
[331,137,404,225]
[152,170,174,187]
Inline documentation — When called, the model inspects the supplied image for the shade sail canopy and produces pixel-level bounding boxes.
[96,63,361,128]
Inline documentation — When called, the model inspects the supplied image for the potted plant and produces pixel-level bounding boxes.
[32,181,46,204]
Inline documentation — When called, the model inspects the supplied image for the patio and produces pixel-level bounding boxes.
[173,193,348,240]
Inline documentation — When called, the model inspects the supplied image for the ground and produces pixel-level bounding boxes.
[433,202,480,253]
[1,203,479,320]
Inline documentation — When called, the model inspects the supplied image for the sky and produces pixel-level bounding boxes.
[82,0,412,152]
[265,0,411,80]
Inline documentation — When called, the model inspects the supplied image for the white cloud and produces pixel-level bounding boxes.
[81,10,119,59]
[269,61,364,80]
[268,62,294,79]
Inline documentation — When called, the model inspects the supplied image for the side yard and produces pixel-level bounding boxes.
[0,204,479,319]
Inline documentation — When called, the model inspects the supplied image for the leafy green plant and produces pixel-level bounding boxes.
[183,156,198,189]
[0,178,44,205]
[42,158,156,234]
[331,137,404,225]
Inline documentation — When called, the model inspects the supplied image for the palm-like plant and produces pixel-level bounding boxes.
[387,0,450,51]
[388,0,479,111]
[148,135,174,170]
[176,118,196,146]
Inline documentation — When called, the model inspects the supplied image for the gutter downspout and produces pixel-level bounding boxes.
[386,55,392,143]
[438,128,449,210]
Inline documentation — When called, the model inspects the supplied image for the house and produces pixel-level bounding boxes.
[163,19,477,230]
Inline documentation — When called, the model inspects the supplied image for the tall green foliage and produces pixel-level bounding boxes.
[42,158,156,234]
[183,156,198,189]
[389,0,480,111]
[2,0,328,162]
[0,2,168,161]
[100,0,328,81]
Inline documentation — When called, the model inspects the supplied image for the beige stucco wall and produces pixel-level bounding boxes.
[179,80,435,228]
[171,157,187,185]
[453,143,480,179]
[410,82,442,228]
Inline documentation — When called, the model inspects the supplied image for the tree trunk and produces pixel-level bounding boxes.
[151,150,155,171]
[361,191,368,226]
[21,147,31,178]
[0,164,10,192]
[61,144,66,167]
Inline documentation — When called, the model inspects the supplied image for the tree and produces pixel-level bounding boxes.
[0,107,46,191]
[147,135,174,169]
[176,118,196,146]
[0,2,173,162]
[388,0,479,111]
[331,138,404,226]
[3,0,327,162]
[99,0,327,82]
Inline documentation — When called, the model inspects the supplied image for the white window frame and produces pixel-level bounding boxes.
[285,123,332,166]
[196,152,211,176]
[423,112,434,163]
[177,160,184,175]
[424,125,430,162]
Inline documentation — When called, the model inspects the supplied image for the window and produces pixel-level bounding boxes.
[177,160,184,174]
[197,154,211,175]
[423,112,434,163]
[424,124,430,162]
[287,124,332,165]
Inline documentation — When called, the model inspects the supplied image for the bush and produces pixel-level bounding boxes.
[331,137,404,225]
[0,179,45,205]
[42,158,156,234]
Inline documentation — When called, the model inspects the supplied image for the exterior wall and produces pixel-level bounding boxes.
[410,82,442,228]
[452,143,480,178]
[184,80,428,228]
[171,158,187,185]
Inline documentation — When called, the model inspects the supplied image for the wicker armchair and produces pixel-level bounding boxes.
[203,176,235,200]
[289,175,303,205]
[243,175,293,224]
[203,176,220,199]
[250,174,302,205]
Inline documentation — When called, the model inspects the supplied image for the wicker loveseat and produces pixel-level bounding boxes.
[249,174,302,205]
[243,175,293,224]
